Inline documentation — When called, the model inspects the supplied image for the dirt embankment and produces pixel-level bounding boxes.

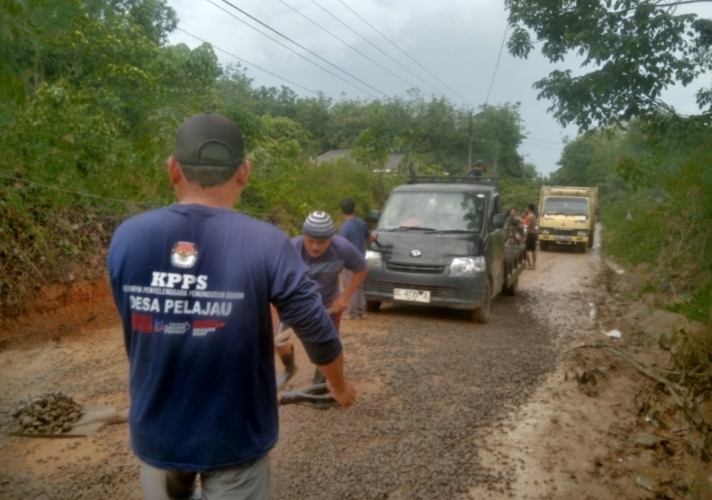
[0,280,118,349]
[0,236,710,499]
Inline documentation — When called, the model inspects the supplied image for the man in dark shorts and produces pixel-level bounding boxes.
[525,203,538,269]
[108,113,356,500]
[275,211,368,387]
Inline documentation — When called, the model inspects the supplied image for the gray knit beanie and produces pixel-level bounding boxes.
[302,211,336,238]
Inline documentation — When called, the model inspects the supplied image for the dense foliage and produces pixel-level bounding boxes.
[506,0,712,131]
[0,0,536,312]
[545,121,712,322]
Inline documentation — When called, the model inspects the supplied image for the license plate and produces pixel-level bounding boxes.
[393,288,431,303]
[556,235,571,240]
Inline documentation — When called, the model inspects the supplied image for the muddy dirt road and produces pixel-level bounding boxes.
[0,238,651,499]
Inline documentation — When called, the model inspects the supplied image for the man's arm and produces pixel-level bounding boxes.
[332,268,368,313]
[367,231,379,242]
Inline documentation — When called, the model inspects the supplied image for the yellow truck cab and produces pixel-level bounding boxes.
[537,186,598,253]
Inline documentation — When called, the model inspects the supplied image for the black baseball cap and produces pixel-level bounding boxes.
[173,112,245,167]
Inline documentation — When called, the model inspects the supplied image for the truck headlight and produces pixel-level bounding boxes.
[577,231,587,236]
[541,229,550,235]
[365,250,382,269]
[450,256,485,276]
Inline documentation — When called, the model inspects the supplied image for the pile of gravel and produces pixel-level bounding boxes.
[6,391,84,434]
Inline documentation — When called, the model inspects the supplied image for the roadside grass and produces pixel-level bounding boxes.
[666,282,712,325]
[600,195,664,267]
[601,193,711,325]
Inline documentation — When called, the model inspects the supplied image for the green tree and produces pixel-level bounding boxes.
[506,0,712,130]
[352,102,390,170]
[394,127,426,176]
[471,103,526,177]
[82,0,177,45]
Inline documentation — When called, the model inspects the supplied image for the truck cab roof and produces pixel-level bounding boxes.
[393,183,498,194]
[397,176,500,194]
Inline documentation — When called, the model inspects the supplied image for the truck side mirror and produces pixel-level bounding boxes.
[369,209,380,223]
[492,213,506,229]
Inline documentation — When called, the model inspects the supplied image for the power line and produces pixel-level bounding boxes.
[214,0,388,98]
[485,24,508,105]
[0,173,163,206]
[203,0,377,98]
[306,0,460,106]
[176,28,318,95]
[335,0,474,107]
[520,141,564,151]
[0,173,288,220]
[276,0,421,92]
[525,136,564,145]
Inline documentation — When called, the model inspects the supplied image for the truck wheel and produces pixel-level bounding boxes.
[578,242,587,253]
[588,233,594,248]
[472,280,491,324]
[503,276,518,296]
[366,300,381,312]
[540,241,549,251]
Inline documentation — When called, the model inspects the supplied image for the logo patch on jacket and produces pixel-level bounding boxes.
[172,241,198,268]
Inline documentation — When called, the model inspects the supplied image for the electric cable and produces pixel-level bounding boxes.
[0,173,287,220]
[215,0,388,98]
[306,0,462,106]
[525,137,564,145]
[520,141,564,151]
[176,28,318,95]
[276,0,420,92]
[485,24,508,105]
[203,0,377,98]
[334,0,474,107]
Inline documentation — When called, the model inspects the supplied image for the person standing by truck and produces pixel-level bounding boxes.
[339,197,378,320]
[525,203,538,269]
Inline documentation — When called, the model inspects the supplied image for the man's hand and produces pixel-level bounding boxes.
[333,268,368,314]
[332,294,350,314]
[326,379,356,409]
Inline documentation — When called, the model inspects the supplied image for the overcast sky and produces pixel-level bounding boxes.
[167,0,712,176]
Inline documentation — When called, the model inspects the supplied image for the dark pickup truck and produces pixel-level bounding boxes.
[363,176,526,323]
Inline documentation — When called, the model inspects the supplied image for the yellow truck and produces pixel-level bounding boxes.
[537,186,598,253]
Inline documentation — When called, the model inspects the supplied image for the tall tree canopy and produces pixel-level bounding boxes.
[505,0,712,130]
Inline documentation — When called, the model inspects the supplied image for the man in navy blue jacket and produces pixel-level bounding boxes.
[338,197,378,319]
[108,112,356,500]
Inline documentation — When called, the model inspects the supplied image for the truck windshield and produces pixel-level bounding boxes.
[378,192,486,232]
[543,197,588,216]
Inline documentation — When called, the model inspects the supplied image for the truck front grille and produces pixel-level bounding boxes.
[385,262,446,274]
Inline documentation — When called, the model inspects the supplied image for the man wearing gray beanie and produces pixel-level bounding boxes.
[275,211,368,387]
